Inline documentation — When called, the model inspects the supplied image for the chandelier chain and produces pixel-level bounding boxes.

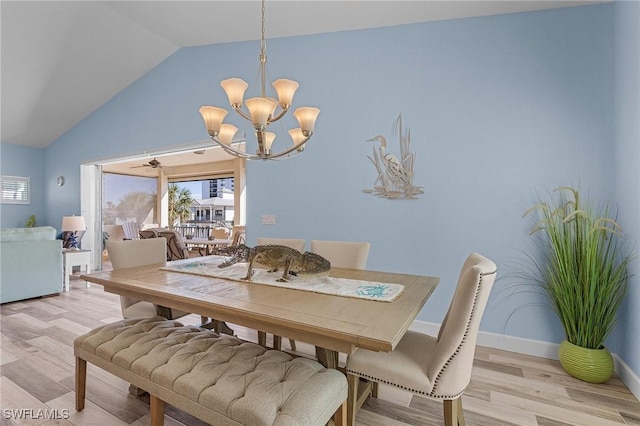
[261,0,266,53]
[259,0,267,97]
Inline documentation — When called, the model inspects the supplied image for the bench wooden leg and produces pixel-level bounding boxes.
[346,374,358,426]
[75,357,86,412]
[258,331,267,346]
[333,400,347,426]
[129,384,147,397]
[150,394,165,426]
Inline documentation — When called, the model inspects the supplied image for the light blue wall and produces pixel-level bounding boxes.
[38,3,637,377]
[247,4,614,343]
[614,0,640,376]
[0,143,48,228]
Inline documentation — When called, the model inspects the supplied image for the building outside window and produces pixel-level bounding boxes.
[173,178,235,227]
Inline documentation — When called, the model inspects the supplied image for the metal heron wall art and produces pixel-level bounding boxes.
[363,114,424,199]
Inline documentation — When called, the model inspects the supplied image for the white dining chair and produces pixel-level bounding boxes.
[106,238,189,320]
[345,253,497,426]
[256,237,305,252]
[267,239,372,353]
[230,226,246,246]
[310,240,371,270]
[210,227,230,240]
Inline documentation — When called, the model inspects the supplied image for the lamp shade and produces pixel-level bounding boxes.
[288,128,307,147]
[217,124,239,145]
[263,132,276,151]
[272,79,299,107]
[294,107,320,134]
[221,78,249,106]
[61,215,86,232]
[199,106,228,137]
[246,97,277,127]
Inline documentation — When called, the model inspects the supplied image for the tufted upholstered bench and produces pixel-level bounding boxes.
[74,317,347,426]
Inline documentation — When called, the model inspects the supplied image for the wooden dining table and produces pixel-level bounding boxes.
[81,256,439,369]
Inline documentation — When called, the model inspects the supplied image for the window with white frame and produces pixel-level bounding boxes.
[1,176,30,204]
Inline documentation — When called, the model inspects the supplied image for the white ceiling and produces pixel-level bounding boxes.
[2,1,605,150]
[100,143,244,176]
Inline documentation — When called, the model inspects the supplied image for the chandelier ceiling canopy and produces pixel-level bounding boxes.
[199,0,319,161]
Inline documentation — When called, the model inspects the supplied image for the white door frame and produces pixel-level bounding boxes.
[80,145,246,271]
[80,164,102,270]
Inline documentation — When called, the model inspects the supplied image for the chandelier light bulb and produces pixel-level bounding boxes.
[264,132,276,151]
[221,78,249,107]
[294,107,320,135]
[272,79,299,107]
[246,97,278,127]
[218,124,239,145]
[199,106,228,136]
[288,128,306,147]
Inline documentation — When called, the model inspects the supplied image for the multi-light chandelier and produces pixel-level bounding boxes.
[199,0,319,160]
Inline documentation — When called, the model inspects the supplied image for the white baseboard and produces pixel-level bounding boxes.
[410,319,640,401]
[614,354,640,401]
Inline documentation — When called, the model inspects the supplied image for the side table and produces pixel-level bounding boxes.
[62,249,91,291]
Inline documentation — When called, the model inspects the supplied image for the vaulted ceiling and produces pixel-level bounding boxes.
[2,1,604,149]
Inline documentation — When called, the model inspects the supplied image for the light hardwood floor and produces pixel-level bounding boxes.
[1,272,639,426]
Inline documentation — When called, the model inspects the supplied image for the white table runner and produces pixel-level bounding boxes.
[162,258,404,302]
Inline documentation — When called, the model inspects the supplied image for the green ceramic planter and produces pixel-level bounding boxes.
[558,340,614,384]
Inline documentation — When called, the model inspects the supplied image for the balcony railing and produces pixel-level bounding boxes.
[170,222,231,239]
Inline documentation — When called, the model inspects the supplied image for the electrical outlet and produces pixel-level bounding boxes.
[261,214,276,225]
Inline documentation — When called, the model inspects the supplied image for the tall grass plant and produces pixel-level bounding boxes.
[524,186,632,349]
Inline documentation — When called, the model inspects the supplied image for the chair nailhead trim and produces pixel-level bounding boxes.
[345,369,464,400]
[431,269,496,398]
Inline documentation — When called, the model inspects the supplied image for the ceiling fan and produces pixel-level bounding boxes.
[131,158,162,169]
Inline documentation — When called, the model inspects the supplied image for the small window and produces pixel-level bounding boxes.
[1,176,30,204]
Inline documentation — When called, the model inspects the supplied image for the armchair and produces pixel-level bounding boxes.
[157,230,190,261]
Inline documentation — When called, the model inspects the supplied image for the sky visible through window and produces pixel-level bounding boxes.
[103,174,204,204]
[103,174,156,205]
[176,181,202,199]
[103,174,229,225]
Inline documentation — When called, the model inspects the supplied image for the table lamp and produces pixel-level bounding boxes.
[61,215,86,250]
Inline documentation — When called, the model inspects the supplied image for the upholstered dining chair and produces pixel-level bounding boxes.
[256,237,305,252]
[210,227,230,240]
[231,231,245,247]
[277,240,371,357]
[310,240,371,270]
[255,237,306,351]
[231,226,246,246]
[106,238,190,320]
[345,253,497,426]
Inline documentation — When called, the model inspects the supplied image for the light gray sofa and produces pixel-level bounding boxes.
[0,226,62,304]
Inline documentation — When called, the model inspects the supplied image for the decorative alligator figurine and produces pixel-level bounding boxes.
[217,244,331,282]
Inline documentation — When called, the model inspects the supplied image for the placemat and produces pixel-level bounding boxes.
[162,258,404,302]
